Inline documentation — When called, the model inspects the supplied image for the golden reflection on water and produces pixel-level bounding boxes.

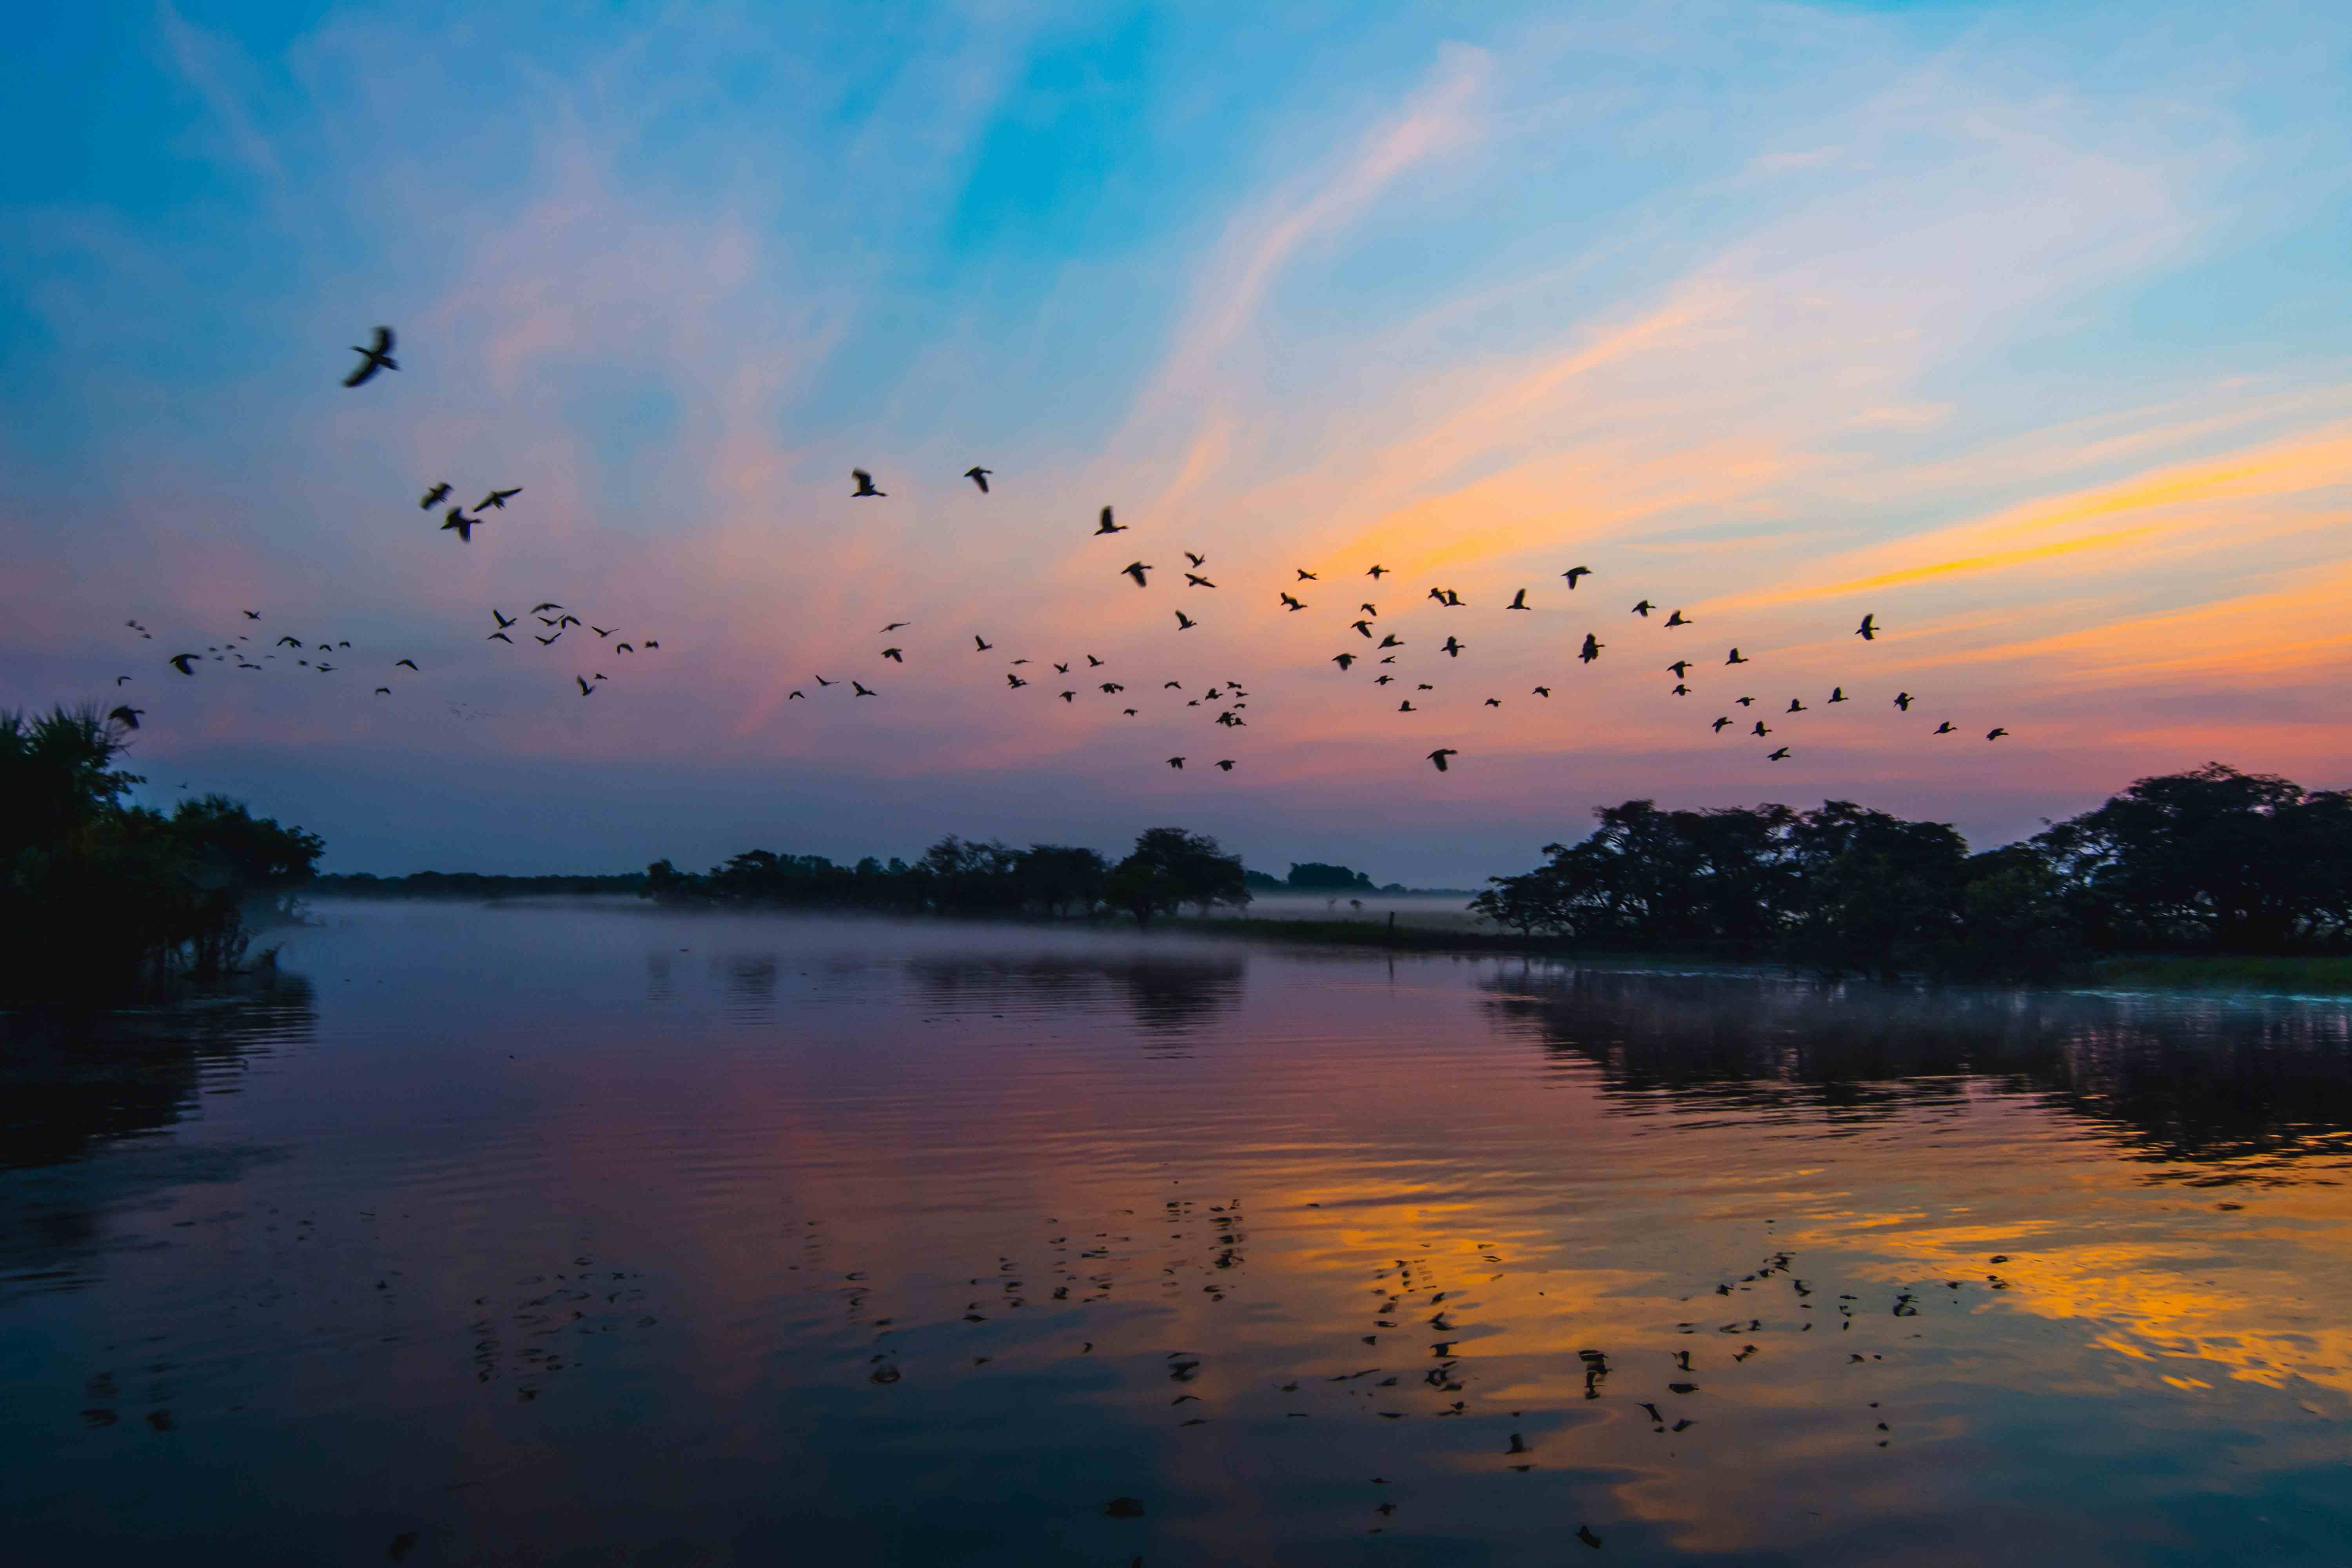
[5,908,2352,1563]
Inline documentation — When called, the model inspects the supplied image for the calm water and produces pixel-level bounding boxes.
[6,902,2352,1566]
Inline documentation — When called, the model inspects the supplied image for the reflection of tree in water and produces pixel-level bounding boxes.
[0,976,316,1289]
[1479,965,2352,1169]
[905,955,1245,1039]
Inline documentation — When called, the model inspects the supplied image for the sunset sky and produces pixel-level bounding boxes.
[5,1,2350,881]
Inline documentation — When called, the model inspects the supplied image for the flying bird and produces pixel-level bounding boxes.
[116,675,132,686]
[1726,648,1749,665]
[975,635,993,652]
[1986,727,2009,740]
[536,633,560,646]
[477,487,522,510]
[1737,696,1756,706]
[168,653,198,675]
[1672,683,1690,696]
[488,632,513,643]
[277,636,302,648]
[1398,700,1417,712]
[593,626,616,638]
[851,469,885,497]
[1664,610,1690,627]
[1186,573,1216,588]
[1333,653,1357,670]
[576,677,593,696]
[1215,759,1236,771]
[852,682,876,697]
[1507,589,1530,610]
[1175,610,1198,630]
[1484,698,1501,708]
[1366,564,1389,578]
[814,675,835,687]
[1562,566,1592,588]
[1441,636,1466,657]
[1349,619,1374,638]
[108,705,142,729]
[881,648,904,662]
[1752,721,1772,737]
[1426,748,1457,771]
[1279,593,1304,611]
[532,603,563,613]
[1007,674,1027,689]
[1096,506,1125,535]
[1632,600,1653,617]
[493,610,516,628]
[1827,687,1847,703]
[1123,562,1154,587]
[441,508,478,542]
[374,687,390,696]
[342,325,396,386]
[1934,720,1956,734]
[1767,747,1791,761]
[881,622,910,632]
[1167,757,1185,769]
[1059,690,1074,703]
[1184,552,1206,568]
[394,659,417,670]
[1893,692,1914,711]
[1856,614,1878,641]
[1579,634,1602,664]
[1296,568,1318,581]
[420,483,450,509]
[1787,699,1807,713]
[1533,686,1551,697]
[964,466,992,493]
[1712,716,1733,732]
[242,610,260,620]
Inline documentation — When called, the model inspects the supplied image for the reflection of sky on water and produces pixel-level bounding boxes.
[2,903,2349,1563]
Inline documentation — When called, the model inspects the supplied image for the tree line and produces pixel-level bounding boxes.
[2,705,323,1000]
[1467,763,2352,976]
[645,826,1251,928]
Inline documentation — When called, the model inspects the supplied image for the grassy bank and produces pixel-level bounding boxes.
[2085,955,2352,995]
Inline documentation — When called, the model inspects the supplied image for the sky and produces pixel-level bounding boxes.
[4,0,2350,882]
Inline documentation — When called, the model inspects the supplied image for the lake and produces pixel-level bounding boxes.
[5,900,2351,1566]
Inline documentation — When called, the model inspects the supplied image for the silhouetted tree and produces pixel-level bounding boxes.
[1286,862,1374,891]
[1113,827,1250,926]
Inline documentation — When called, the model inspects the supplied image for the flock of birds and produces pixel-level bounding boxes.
[105,325,2014,773]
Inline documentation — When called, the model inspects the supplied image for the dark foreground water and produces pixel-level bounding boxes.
[6,903,2352,1566]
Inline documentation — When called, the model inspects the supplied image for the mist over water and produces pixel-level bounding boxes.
[4,901,2351,1564]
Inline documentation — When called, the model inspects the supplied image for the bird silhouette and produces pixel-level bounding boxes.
[420,483,450,509]
[1398,700,1417,712]
[1367,564,1389,578]
[1533,685,1552,697]
[493,610,516,629]
[592,626,616,638]
[615,642,633,653]
[1562,566,1592,588]
[1787,699,1807,713]
[1767,746,1791,760]
[851,469,885,497]
[1484,698,1501,707]
[1087,654,1103,666]
[441,508,479,542]
[1736,696,1756,706]
[374,687,390,696]
[1507,588,1530,610]
[1175,610,1198,630]
[342,326,396,386]
[1712,715,1732,732]
[108,705,142,729]
[964,466,992,493]
[1186,573,1216,588]
[1350,619,1374,638]
[1856,613,1878,641]
[1893,691,1914,711]
[1296,568,1318,581]
[1007,674,1028,689]
[115,675,131,686]
[1672,683,1690,695]
[576,677,594,695]
[1167,757,1185,769]
[477,487,522,510]
[1184,552,1206,568]
[975,635,993,652]
[1933,720,1956,734]
[1726,648,1749,664]
[1279,593,1304,610]
[168,654,198,675]
[1426,748,1457,771]
[1579,634,1602,664]
[880,621,911,633]
[1441,636,1465,657]
[1123,562,1154,587]
[852,681,876,697]
[1827,687,1847,703]
[1632,600,1653,617]
[1215,759,1236,771]
[1752,721,1771,737]
[488,632,513,643]
[881,648,904,663]
[1664,609,1690,627]
[1986,727,2009,740]
[814,674,836,687]
[277,636,302,648]
[532,603,562,613]
[1333,653,1357,670]
[1096,506,1125,535]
